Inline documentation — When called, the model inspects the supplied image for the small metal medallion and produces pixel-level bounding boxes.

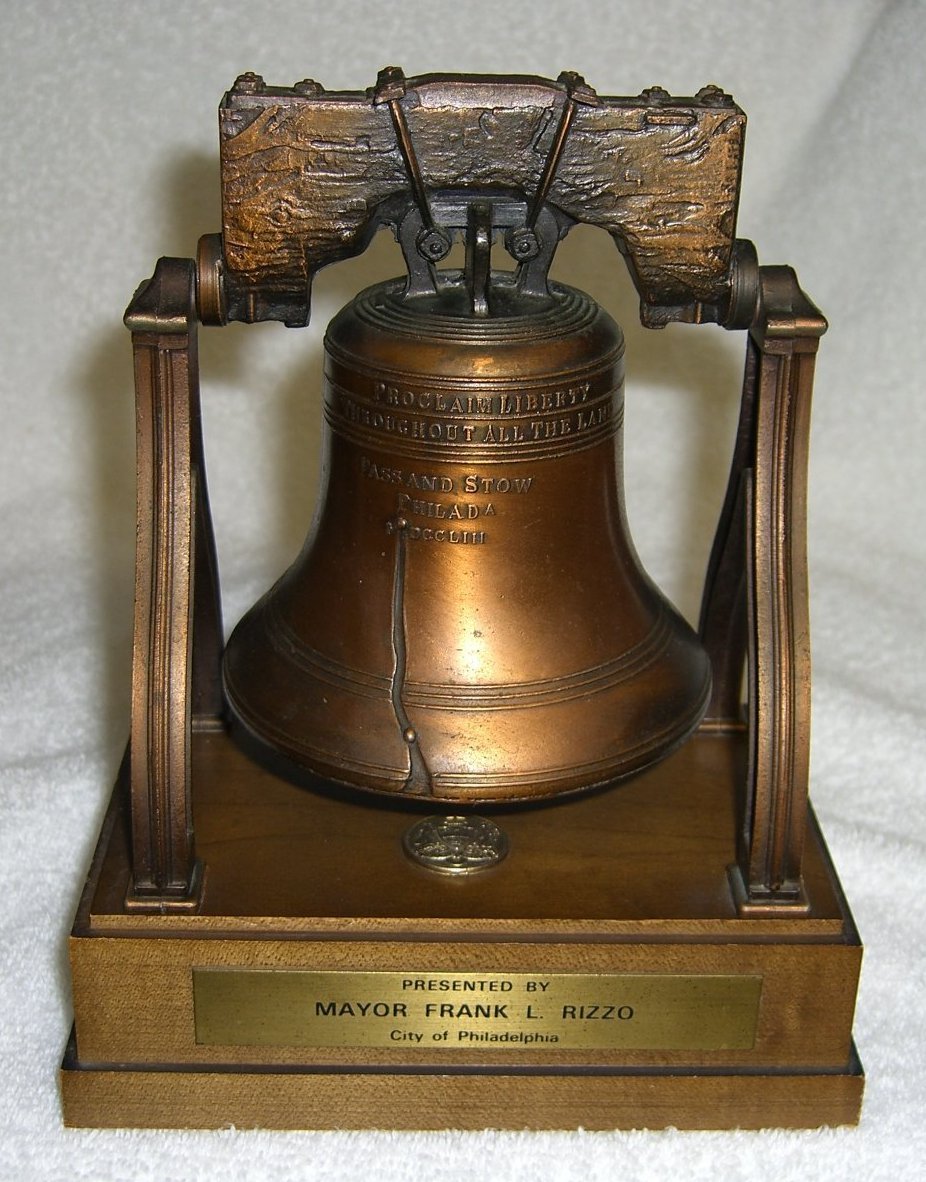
[402,815,509,874]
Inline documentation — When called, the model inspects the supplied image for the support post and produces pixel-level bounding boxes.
[700,266,826,913]
[123,257,223,911]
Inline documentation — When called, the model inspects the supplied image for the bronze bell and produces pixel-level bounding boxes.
[224,200,711,803]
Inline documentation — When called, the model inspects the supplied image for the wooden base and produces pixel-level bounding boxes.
[62,728,864,1130]
[60,1032,864,1131]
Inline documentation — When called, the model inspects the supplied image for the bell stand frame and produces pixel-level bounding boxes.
[121,248,827,918]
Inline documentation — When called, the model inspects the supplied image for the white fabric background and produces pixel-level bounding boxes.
[1,1,924,1178]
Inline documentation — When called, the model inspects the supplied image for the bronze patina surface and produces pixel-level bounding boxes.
[218,70,744,327]
[224,270,711,802]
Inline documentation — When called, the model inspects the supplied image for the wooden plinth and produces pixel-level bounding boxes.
[62,728,864,1130]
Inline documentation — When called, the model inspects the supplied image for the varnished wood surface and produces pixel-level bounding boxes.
[81,729,849,938]
[69,933,860,1070]
[60,1032,864,1131]
[66,727,863,1126]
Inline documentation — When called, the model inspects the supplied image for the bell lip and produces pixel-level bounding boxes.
[222,660,712,808]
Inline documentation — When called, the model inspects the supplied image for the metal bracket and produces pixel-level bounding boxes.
[123,257,223,911]
[699,265,827,913]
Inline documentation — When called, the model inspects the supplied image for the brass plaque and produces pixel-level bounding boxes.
[193,970,761,1051]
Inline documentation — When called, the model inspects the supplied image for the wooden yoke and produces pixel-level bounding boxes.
[699,266,827,913]
[124,258,223,911]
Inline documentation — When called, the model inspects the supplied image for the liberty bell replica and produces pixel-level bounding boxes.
[64,67,864,1134]
[223,69,712,804]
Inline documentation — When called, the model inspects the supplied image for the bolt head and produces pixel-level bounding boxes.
[416,227,451,262]
[506,227,540,261]
[232,72,265,96]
